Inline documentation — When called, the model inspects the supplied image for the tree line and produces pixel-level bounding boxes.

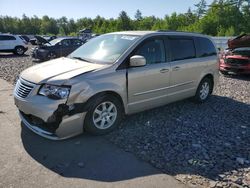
[0,0,250,36]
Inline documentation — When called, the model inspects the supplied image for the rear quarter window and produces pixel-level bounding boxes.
[0,35,16,41]
[169,38,196,61]
[196,37,217,57]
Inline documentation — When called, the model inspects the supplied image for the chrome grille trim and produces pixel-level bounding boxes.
[15,78,36,99]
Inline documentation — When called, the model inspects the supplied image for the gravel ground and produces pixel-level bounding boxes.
[0,47,250,188]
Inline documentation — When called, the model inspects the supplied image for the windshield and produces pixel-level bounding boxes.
[69,34,140,64]
[46,38,62,46]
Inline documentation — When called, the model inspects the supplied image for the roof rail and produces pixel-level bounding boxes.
[157,30,202,35]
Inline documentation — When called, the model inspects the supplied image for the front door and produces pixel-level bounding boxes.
[127,37,170,113]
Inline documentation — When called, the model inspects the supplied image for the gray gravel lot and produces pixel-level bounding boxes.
[0,47,250,187]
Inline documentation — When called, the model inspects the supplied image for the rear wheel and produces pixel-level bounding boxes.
[84,95,123,135]
[193,77,212,103]
[14,46,25,55]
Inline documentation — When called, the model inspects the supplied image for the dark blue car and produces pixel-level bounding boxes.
[32,36,84,61]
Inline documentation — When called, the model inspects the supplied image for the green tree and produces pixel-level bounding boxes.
[135,9,142,21]
[194,0,207,18]
[117,11,133,30]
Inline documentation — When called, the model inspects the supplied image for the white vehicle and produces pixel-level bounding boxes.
[0,34,28,55]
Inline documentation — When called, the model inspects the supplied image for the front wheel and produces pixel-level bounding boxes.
[84,95,123,135]
[193,78,212,103]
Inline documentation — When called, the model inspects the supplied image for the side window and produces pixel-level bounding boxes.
[0,35,16,41]
[72,39,82,46]
[61,40,70,46]
[134,39,165,64]
[196,37,217,57]
[169,38,195,61]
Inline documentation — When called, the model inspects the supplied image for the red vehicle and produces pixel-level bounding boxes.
[220,47,250,75]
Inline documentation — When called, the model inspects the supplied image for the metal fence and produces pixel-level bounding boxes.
[211,36,235,50]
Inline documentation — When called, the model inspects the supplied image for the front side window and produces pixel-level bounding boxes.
[169,38,195,61]
[134,39,165,64]
[69,34,140,64]
[61,39,71,46]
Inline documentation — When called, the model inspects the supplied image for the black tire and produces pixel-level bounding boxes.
[47,52,57,60]
[193,77,212,103]
[14,46,25,55]
[84,95,123,135]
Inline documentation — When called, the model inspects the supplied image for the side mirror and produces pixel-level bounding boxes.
[129,55,146,67]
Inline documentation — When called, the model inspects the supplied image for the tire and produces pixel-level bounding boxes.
[47,52,57,60]
[84,95,123,135]
[193,77,212,103]
[14,46,25,55]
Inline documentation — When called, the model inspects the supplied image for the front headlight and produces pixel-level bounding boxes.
[39,84,70,99]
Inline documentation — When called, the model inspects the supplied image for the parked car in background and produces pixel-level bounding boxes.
[219,34,250,75]
[14,31,219,140]
[32,37,84,61]
[0,34,28,55]
[220,47,250,75]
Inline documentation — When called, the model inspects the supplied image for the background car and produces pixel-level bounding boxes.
[0,34,28,55]
[32,37,84,61]
[220,47,250,75]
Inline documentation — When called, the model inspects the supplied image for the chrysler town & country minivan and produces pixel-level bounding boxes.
[14,31,219,140]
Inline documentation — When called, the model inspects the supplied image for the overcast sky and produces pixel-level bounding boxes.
[0,0,214,19]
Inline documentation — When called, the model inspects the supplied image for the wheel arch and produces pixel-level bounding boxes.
[84,90,125,113]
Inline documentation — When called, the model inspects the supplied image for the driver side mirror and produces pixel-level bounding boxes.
[129,55,146,67]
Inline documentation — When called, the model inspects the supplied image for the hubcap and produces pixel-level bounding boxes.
[17,48,23,55]
[92,101,117,129]
[199,82,210,100]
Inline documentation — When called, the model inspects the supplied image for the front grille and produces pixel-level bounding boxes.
[15,79,35,98]
[225,58,249,65]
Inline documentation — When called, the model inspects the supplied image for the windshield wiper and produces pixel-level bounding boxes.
[72,56,91,63]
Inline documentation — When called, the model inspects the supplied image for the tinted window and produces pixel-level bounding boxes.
[0,35,16,41]
[169,38,195,61]
[196,37,217,57]
[134,39,165,64]
[71,39,82,46]
[61,39,71,46]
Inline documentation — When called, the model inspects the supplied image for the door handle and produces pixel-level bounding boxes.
[160,68,169,73]
[172,66,180,71]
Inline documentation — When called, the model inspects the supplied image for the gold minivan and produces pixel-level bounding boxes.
[14,31,219,140]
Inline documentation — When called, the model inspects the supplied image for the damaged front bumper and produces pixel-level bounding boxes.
[14,81,87,140]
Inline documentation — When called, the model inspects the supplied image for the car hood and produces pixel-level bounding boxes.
[34,35,50,45]
[20,57,106,85]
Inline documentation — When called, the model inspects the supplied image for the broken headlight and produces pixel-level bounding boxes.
[39,84,70,99]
